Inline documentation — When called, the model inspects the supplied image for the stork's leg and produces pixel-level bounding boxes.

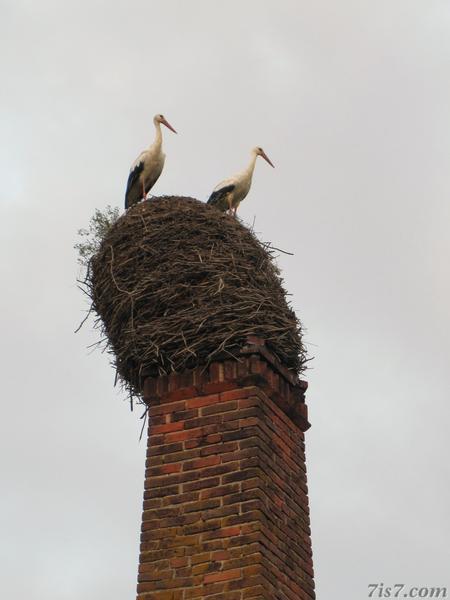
[227,195,233,215]
[142,180,146,200]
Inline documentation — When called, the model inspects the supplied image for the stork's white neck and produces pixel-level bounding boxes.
[243,151,258,181]
[152,121,163,150]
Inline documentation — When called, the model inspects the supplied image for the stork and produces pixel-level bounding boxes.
[207,147,274,215]
[124,114,177,209]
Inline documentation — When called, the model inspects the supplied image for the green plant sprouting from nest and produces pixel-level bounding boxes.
[75,205,120,268]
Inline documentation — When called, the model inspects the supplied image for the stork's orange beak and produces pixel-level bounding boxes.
[161,117,177,134]
[261,150,275,168]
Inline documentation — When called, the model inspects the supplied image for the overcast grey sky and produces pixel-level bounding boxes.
[1,1,449,598]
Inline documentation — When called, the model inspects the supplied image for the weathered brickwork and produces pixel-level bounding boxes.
[137,342,315,600]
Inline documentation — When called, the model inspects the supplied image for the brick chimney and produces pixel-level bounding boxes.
[137,338,315,600]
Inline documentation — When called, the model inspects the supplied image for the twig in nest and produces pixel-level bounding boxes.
[139,407,148,440]
[74,308,93,333]
[264,242,294,256]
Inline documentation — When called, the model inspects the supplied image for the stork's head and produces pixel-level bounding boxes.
[254,146,275,168]
[154,114,177,133]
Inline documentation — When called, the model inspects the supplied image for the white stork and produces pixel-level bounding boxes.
[207,147,274,215]
[124,114,177,209]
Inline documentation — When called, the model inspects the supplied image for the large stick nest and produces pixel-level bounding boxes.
[84,196,306,397]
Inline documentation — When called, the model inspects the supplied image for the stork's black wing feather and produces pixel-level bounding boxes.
[124,161,144,209]
[207,184,235,212]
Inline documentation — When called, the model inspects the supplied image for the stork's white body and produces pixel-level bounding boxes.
[125,115,176,209]
[213,157,255,204]
[132,137,165,191]
[207,147,274,214]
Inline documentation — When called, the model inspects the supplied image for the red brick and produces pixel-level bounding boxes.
[202,381,237,394]
[200,483,239,500]
[183,476,220,492]
[202,400,238,416]
[166,385,199,402]
[151,421,184,434]
[204,526,241,540]
[200,441,238,457]
[239,416,259,428]
[183,456,220,471]
[164,429,201,443]
[212,550,231,560]
[186,394,219,408]
[149,400,186,416]
[220,388,255,402]
[203,568,241,583]
[170,556,189,568]
[148,463,182,476]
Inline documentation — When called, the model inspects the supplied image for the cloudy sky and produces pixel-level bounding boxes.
[1,1,449,598]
